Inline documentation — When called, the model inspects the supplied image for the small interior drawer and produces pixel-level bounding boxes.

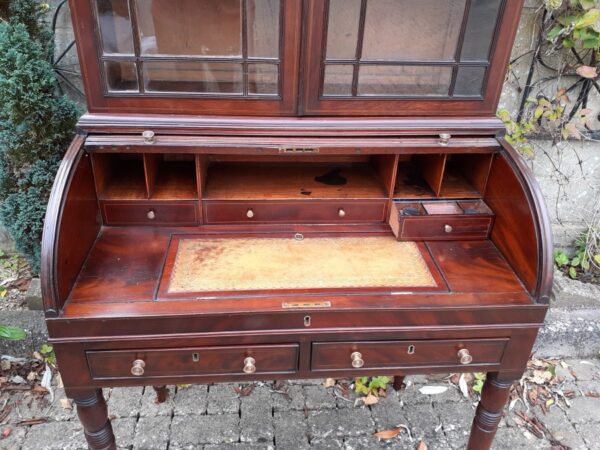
[311,339,508,371]
[87,344,299,379]
[389,200,494,240]
[102,201,198,225]
[204,200,386,224]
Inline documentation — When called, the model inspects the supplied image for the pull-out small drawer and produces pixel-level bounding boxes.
[311,339,507,371]
[204,200,386,224]
[102,201,199,225]
[87,344,299,379]
[400,217,492,240]
[389,200,494,240]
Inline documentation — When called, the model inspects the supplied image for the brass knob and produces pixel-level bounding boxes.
[338,208,346,218]
[458,349,473,365]
[131,359,146,376]
[439,133,451,146]
[147,210,156,220]
[351,351,364,368]
[444,224,453,233]
[243,357,256,374]
[142,130,155,144]
[246,209,254,219]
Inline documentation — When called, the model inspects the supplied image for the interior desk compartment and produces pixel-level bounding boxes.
[388,200,494,240]
[311,338,508,371]
[87,344,299,380]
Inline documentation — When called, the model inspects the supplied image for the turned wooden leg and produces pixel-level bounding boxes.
[153,385,169,403]
[466,372,517,450]
[72,389,116,450]
[392,375,405,391]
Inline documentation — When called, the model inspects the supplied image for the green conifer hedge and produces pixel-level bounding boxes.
[0,0,81,273]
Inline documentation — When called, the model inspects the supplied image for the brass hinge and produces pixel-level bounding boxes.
[279,147,320,154]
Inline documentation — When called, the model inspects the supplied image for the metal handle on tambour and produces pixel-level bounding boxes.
[243,357,256,374]
[131,359,146,376]
[350,351,364,368]
[246,209,255,219]
[457,348,473,365]
[338,208,346,218]
[147,210,156,220]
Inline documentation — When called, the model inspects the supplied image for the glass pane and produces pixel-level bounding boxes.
[248,64,279,95]
[323,65,354,96]
[325,0,361,60]
[460,0,503,62]
[95,0,134,54]
[104,60,138,92]
[143,61,243,94]
[247,0,280,58]
[454,66,486,96]
[358,65,452,96]
[136,0,242,56]
[362,0,467,62]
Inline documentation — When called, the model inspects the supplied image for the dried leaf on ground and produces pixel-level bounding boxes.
[458,374,469,398]
[234,384,254,397]
[417,441,428,450]
[60,398,73,410]
[17,418,47,427]
[1,427,11,439]
[373,428,401,440]
[363,393,379,405]
[576,65,598,79]
[323,378,336,388]
[419,386,448,395]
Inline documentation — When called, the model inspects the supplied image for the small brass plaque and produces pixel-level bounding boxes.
[282,301,332,309]
[279,147,319,154]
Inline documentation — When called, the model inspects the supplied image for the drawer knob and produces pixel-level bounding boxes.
[131,359,146,376]
[458,349,473,365]
[351,351,364,368]
[147,210,156,220]
[246,209,255,219]
[444,224,453,233]
[338,208,346,218]
[243,357,256,374]
[439,133,451,146]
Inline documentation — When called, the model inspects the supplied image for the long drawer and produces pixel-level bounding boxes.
[204,200,387,224]
[311,339,508,371]
[87,344,299,379]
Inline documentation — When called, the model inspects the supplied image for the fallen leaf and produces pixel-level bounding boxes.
[60,398,73,410]
[32,352,43,361]
[26,371,37,382]
[1,427,11,439]
[0,360,10,371]
[585,392,600,398]
[40,365,54,403]
[373,428,401,440]
[576,65,598,79]
[323,378,336,388]
[458,374,469,398]
[234,384,254,397]
[363,393,378,406]
[417,441,428,450]
[418,386,448,395]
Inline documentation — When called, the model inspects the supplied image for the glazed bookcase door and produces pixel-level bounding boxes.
[301,0,523,116]
[71,0,301,115]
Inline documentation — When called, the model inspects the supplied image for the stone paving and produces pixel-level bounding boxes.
[0,358,598,450]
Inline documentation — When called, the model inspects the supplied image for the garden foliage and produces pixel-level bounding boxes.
[0,0,80,273]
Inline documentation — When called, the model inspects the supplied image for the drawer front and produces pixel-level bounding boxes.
[204,201,386,224]
[102,202,198,225]
[87,344,299,379]
[400,217,492,240]
[311,339,508,371]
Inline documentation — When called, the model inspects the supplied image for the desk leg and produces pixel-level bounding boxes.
[466,372,516,450]
[72,389,116,450]
[392,376,405,391]
[153,385,169,403]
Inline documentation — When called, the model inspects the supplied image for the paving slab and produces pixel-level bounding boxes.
[170,414,239,448]
[207,384,240,415]
[132,415,171,450]
[21,420,87,450]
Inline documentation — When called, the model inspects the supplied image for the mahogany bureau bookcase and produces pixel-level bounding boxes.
[41,1,553,449]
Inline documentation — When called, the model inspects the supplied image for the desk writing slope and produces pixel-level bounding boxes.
[42,1,552,449]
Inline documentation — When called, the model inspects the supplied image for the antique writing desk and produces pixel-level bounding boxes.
[41,1,552,449]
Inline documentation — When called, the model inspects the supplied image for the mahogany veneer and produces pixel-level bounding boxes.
[42,1,551,449]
